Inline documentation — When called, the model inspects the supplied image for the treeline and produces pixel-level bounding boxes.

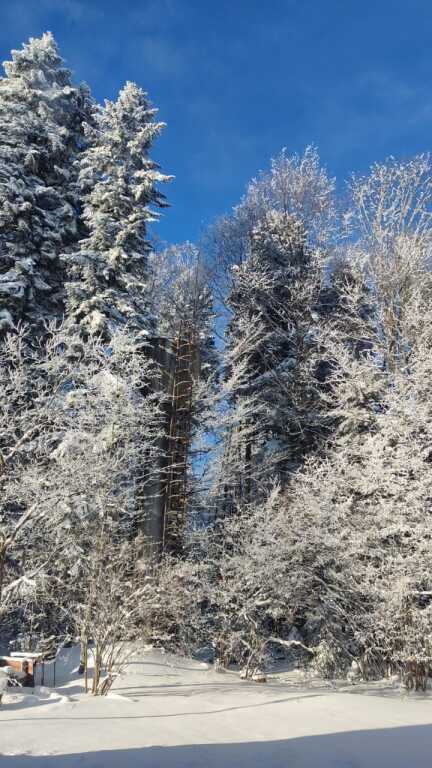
[1,33,432,688]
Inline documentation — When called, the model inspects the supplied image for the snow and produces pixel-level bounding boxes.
[1,646,432,767]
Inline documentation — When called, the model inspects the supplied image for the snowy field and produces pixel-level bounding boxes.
[1,647,432,767]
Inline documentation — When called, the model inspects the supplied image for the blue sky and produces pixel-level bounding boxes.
[1,0,432,245]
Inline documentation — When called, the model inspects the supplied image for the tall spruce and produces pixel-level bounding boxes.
[207,148,335,516]
[0,32,94,334]
[221,210,323,511]
[65,81,172,340]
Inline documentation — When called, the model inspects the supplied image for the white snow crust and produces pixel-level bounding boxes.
[1,646,432,766]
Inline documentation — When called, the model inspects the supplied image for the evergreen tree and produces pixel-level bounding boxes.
[206,146,336,305]
[0,32,94,334]
[65,81,172,340]
[207,148,335,517]
[221,210,323,511]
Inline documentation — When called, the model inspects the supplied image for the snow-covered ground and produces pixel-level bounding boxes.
[1,647,432,767]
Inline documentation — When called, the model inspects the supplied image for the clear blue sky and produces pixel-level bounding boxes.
[1,0,432,245]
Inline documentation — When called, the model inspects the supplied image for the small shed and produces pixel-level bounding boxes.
[0,653,41,686]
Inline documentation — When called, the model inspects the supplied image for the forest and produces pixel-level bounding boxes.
[1,31,432,695]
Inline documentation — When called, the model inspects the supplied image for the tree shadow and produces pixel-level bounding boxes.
[2,724,432,767]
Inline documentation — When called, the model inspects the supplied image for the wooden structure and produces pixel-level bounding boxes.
[162,328,197,553]
[140,332,199,555]
[0,653,41,686]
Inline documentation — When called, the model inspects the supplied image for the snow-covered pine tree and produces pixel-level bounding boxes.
[65,81,172,340]
[62,83,172,556]
[206,146,336,305]
[220,210,323,511]
[206,148,335,516]
[0,32,94,334]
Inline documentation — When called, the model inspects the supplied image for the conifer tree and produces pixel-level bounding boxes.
[207,146,336,305]
[65,81,172,340]
[208,149,335,515]
[0,32,94,334]
[221,210,323,510]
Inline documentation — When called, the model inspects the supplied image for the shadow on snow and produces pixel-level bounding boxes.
[2,724,432,768]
